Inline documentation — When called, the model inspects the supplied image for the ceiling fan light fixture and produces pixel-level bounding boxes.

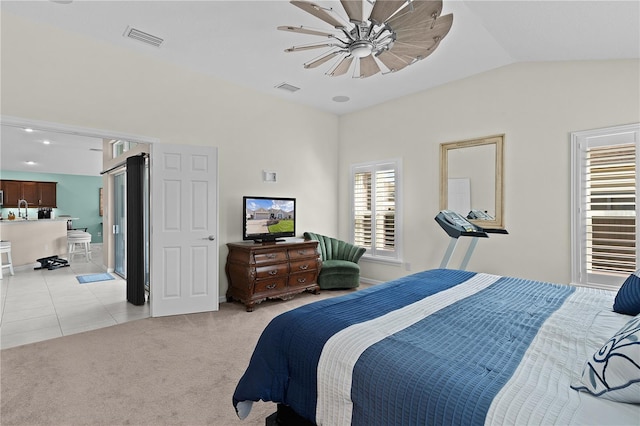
[349,40,373,58]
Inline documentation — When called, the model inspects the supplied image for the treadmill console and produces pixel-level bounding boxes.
[435,210,488,238]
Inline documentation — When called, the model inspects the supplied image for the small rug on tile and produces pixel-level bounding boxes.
[76,273,115,284]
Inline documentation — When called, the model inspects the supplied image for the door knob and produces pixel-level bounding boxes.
[204,235,215,241]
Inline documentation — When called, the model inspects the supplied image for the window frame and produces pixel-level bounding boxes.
[350,158,402,264]
[571,123,640,289]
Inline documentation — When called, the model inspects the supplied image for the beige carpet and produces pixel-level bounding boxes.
[1,287,365,425]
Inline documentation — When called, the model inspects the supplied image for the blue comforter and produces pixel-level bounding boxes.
[233,269,575,425]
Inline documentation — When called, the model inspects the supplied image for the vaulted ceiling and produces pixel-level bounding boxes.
[1,1,639,175]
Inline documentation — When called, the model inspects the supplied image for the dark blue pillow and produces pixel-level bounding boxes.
[614,271,640,315]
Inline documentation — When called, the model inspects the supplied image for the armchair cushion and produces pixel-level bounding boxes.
[303,232,366,290]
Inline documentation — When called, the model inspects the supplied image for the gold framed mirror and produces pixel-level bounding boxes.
[439,134,504,230]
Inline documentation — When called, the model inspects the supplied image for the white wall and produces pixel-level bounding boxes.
[3,10,639,289]
[339,60,640,284]
[0,11,340,295]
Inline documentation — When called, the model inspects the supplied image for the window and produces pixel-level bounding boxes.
[351,159,401,261]
[112,139,139,158]
[571,124,640,289]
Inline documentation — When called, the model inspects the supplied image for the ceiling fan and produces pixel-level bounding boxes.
[278,0,453,78]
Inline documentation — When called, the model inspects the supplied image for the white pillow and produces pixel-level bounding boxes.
[571,314,640,403]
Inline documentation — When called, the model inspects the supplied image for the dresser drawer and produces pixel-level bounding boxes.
[288,246,317,260]
[254,278,287,294]
[290,259,317,274]
[255,263,288,279]
[253,250,287,264]
[288,271,317,288]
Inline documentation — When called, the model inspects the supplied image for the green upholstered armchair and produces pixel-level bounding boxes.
[303,232,366,290]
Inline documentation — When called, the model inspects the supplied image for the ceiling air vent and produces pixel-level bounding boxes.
[275,82,300,93]
[123,26,164,48]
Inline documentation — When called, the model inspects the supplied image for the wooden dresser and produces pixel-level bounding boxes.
[225,240,321,311]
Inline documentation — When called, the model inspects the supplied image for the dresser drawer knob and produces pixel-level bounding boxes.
[299,264,309,270]
[297,250,306,255]
[266,254,277,259]
[297,277,306,283]
[269,270,278,276]
[266,283,277,289]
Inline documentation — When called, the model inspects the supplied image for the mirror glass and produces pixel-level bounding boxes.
[440,134,504,229]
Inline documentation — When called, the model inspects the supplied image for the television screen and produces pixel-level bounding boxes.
[243,196,296,243]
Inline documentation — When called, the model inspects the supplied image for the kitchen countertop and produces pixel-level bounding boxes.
[0,217,78,224]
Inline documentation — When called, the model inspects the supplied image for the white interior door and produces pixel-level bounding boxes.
[150,143,218,317]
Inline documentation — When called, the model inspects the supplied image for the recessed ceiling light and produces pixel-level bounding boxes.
[43,140,51,145]
[24,128,34,133]
[26,161,36,166]
[332,96,350,103]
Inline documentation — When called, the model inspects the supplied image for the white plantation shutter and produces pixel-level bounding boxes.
[352,160,401,260]
[572,124,640,289]
[354,171,372,248]
[375,168,396,251]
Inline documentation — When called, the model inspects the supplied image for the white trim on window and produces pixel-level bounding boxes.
[571,123,640,290]
[350,158,402,262]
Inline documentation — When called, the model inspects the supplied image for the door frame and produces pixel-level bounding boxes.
[1,115,159,275]
[2,116,221,317]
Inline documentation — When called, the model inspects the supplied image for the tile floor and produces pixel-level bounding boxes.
[0,244,149,349]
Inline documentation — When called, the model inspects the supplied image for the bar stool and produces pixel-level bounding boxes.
[0,241,15,279]
[67,231,92,262]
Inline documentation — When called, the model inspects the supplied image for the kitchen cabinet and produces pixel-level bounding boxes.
[1,180,22,207]
[21,181,39,205]
[0,180,57,207]
[38,182,57,207]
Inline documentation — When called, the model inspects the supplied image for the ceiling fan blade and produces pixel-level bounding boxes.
[304,51,342,68]
[291,1,345,28]
[376,50,410,72]
[388,0,442,31]
[285,43,334,52]
[389,41,441,61]
[394,14,453,44]
[369,0,407,25]
[341,0,363,22]
[278,25,336,38]
[358,55,381,78]
[329,56,354,76]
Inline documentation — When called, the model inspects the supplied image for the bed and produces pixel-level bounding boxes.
[233,268,640,425]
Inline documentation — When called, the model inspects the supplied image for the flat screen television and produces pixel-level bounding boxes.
[243,196,296,243]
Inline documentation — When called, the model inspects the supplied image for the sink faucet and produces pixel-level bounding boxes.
[18,199,28,219]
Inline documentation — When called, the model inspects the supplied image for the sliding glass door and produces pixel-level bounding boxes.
[114,172,126,277]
